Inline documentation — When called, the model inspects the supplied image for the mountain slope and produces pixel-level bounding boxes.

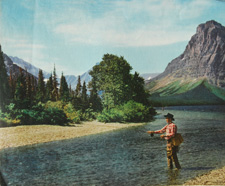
[148,79,225,106]
[9,56,51,79]
[8,56,92,89]
[3,53,36,79]
[146,20,225,106]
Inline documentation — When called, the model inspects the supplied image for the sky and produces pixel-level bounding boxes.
[1,0,225,76]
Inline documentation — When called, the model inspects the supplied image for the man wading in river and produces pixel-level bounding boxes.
[147,113,181,169]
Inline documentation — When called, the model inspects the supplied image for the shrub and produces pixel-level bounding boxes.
[63,103,81,124]
[45,101,65,110]
[5,102,68,125]
[81,108,98,121]
[97,101,156,123]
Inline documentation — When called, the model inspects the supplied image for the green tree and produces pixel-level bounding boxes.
[36,69,45,102]
[89,76,102,111]
[31,75,37,99]
[73,76,82,110]
[131,72,150,106]
[26,74,32,101]
[46,74,53,101]
[89,54,132,109]
[14,68,27,108]
[0,45,10,111]
[9,70,16,100]
[75,76,81,97]
[59,72,69,102]
[52,65,59,101]
[81,81,88,110]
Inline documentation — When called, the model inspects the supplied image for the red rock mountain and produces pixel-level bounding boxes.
[154,20,225,88]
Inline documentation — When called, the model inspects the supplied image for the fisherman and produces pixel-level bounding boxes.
[147,113,181,169]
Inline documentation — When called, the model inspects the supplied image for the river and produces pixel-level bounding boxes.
[0,105,225,185]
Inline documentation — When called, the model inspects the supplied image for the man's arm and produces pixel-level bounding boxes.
[147,125,167,134]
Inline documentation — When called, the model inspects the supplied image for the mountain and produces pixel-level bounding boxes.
[146,20,225,106]
[3,53,36,79]
[9,56,51,79]
[8,55,93,90]
[140,73,160,81]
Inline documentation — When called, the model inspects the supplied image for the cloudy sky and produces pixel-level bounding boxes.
[1,0,225,76]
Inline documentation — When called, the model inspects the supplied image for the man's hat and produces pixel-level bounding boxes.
[164,113,175,121]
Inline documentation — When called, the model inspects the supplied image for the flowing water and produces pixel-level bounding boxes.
[0,105,225,185]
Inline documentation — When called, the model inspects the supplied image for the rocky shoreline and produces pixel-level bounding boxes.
[184,166,225,185]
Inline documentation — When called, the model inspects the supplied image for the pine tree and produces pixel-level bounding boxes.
[81,81,88,110]
[36,69,45,102]
[14,68,26,108]
[59,72,69,102]
[9,69,16,100]
[75,76,81,97]
[46,74,53,101]
[52,65,59,101]
[89,77,102,111]
[26,74,32,101]
[31,75,37,99]
[73,76,82,110]
[0,45,10,111]
[131,72,150,106]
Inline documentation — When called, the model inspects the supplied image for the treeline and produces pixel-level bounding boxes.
[0,46,155,125]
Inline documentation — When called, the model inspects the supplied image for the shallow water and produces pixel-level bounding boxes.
[0,105,225,185]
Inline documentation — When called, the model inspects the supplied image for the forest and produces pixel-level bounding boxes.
[0,47,156,126]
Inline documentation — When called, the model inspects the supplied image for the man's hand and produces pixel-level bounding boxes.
[160,135,165,139]
[147,131,154,134]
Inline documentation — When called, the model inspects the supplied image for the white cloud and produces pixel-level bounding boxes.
[51,0,211,47]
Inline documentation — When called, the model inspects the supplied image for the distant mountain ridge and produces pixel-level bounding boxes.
[5,55,93,90]
[146,20,225,105]
[3,53,36,79]
[9,56,51,79]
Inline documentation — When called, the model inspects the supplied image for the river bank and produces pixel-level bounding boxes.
[0,121,144,150]
[184,166,225,185]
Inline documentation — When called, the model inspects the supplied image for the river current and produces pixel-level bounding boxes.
[0,105,225,185]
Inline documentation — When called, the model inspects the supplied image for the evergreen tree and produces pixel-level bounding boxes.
[31,75,37,99]
[89,77,102,111]
[26,74,32,101]
[46,74,53,101]
[36,69,45,102]
[131,72,150,106]
[0,45,10,111]
[9,69,16,100]
[69,84,74,99]
[52,65,59,101]
[81,81,88,110]
[59,72,69,102]
[14,68,26,108]
[75,76,81,97]
[73,76,82,110]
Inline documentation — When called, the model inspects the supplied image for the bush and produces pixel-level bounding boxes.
[45,101,65,110]
[81,108,98,121]
[97,108,124,123]
[63,103,81,124]
[97,101,156,123]
[5,102,68,125]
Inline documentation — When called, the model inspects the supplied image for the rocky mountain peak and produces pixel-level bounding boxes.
[155,20,225,88]
[197,20,224,34]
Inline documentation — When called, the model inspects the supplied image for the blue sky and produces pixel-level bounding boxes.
[1,0,225,76]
